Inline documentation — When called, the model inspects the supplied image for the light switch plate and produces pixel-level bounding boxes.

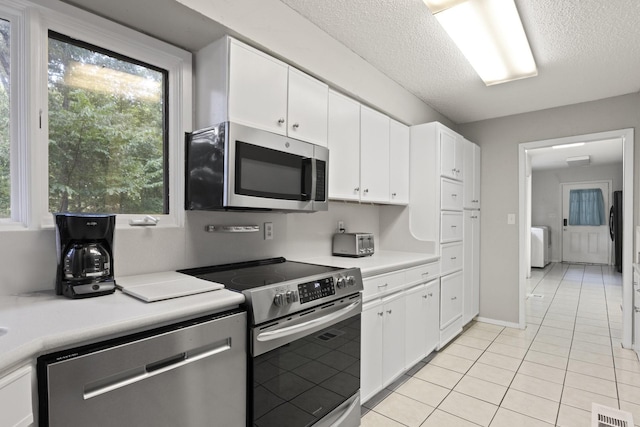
[507,214,516,225]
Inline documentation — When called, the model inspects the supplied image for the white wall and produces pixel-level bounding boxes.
[459,93,640,325]
[531,164,623,263]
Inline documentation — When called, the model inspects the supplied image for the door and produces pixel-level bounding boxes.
[562,182,610,264]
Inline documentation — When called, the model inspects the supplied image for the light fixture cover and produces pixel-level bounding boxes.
[566,155,590,167]
[424,0,538,86]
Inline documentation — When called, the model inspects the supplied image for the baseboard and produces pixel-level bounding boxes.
[475,316,522,330]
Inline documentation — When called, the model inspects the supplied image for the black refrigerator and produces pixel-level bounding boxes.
[610,190,623,273]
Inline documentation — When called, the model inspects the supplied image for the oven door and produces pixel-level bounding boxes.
[227,122,328,212]
[250,294,361,427]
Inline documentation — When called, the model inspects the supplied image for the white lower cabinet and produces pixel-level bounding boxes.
[361,292,405,402]
[405,280,440,368]
[464,210,481,324]
[439,271,464,348]
[361,261,441,403]
[0,365,33,427]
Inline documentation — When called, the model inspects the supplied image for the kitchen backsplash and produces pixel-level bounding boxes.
[0,202,383,295]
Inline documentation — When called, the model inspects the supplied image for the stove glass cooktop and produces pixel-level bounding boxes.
[179,257,342,291]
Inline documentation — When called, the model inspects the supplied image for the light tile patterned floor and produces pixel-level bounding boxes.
[361,263,640,426]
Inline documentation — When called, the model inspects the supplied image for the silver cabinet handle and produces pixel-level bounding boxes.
[386,310,392,314]
[451,194,457,198]
[428,292,433,297]
[422,272,430,276]
[451,296,457,300]
[378,283,389,288]
[378,312,384,317]
[392,192,397,197]
[354,187,360,192]
[278,118,285,124]
[451,257,457,260]
[292,123,300,129]
[451,225,457,228]
[364,189,369,194]
[422,295,428,299]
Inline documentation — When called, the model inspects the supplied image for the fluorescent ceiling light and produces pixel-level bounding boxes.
[552,142,585,149]
[424,0,537,86]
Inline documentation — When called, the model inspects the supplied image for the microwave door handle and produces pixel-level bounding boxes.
[310,158,317,202]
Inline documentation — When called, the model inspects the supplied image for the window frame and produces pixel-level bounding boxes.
[0,0,28,228]
[32,0,191,229]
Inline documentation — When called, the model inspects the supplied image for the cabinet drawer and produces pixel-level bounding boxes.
[363,271,405,299]
[441,211,463,243]
[440,271,463,329]
[441,243,463,275]
[441,178,463,211]
[405,262,440,285]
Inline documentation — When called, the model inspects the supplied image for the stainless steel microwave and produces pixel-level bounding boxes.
[185,122,329,212]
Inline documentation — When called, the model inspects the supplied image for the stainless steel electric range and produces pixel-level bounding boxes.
[179,257,363,427]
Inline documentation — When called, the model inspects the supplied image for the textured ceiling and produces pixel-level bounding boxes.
[279,0,640,123]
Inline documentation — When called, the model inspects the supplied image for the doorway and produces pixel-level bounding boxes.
[518,129,634,348]
[561,181,611,264]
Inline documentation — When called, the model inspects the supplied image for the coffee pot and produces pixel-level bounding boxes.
[54,213,116,298]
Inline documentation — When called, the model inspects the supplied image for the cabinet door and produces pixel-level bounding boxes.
[463,141,481,209]
[361,300,384,402]
[454,137,464,181]
[464,210,480,324]
[360,106,390,203]
[440,271,463,329]
[287,68,329,146]
[440,129,458,180]
[328,91,361,201]
[389,119,410,205]
[228,41,289,135]
[382,292,406,385]
[0,366,33,427]
[405,284,427,367]
[425,280,440,354]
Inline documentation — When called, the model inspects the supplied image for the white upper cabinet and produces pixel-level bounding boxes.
[463,139,481,209]
[227,40,289,135]
[360,105,390,203]
[389,119,410,205]
[287,68,329,146]
[440,129,464,181]
[196,37,329,145]
[328,90,361,201]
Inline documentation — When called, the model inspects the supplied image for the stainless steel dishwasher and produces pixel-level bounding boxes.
[37,309,246,427]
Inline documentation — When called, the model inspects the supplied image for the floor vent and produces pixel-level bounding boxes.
[592,403,634,427]
[527,293,544,299]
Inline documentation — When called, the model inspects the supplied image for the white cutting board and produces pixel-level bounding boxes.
[117,271,224,302]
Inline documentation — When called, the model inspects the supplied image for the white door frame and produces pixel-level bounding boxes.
[518,129,634,349]
[560,180,612,264]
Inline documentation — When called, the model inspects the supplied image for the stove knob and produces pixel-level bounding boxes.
[336,277,347,289]
[273,293,285,307]
[286,290,298,303]
[346,276,356,287]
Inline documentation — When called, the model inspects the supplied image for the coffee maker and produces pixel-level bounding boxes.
[54,213,116,298]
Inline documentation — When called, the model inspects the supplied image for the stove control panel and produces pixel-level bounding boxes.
[298,277,335,304]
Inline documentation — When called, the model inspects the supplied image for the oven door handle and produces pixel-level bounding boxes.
[256,300,361,343]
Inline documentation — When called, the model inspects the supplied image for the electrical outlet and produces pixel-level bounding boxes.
[264,222,274,240]
[337,220,345,233]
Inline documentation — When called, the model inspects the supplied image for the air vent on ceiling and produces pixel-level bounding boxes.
[591,403,634,427]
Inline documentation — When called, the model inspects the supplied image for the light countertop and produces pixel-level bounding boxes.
[1,250,436,376]
[0,287,244,375]
[298,250,438,278]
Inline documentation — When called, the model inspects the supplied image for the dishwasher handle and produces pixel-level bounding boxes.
[84,339,231,400]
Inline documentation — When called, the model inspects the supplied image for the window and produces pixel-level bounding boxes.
[0,18,10,218]
[47,31,168,215]
[568,188,605,226]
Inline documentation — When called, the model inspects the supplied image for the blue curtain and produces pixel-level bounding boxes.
[568,189,605,225]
